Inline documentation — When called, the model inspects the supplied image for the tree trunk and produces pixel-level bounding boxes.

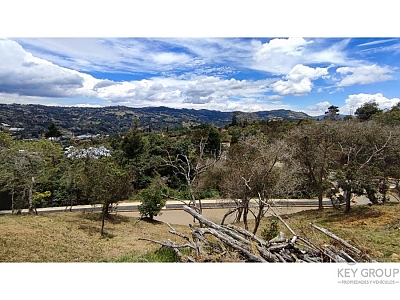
[252,204,264,235]
[100,203,109,235]
[11,188,14,214]
[28,177,35,214]
[101,212,105,236]
[235,207,243,222]
[344,189,352,213]
[318,191,323,210]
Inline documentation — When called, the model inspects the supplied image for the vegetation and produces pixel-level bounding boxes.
[137,176,167,220]
[1,102,400,260]
[0,104,311,139]
[0,203,398,262]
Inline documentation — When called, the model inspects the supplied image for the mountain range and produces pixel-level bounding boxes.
[0,104,312,138]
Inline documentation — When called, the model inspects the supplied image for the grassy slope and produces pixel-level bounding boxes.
[0,203,399,262]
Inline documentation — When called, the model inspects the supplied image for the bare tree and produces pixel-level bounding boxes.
[163,137,220,214]
[221,135,299,234]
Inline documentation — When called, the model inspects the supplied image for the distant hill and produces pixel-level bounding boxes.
[0,104,312,139]
[314,114,348,120]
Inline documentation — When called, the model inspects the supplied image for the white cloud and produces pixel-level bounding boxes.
[94,75,276,110]
[252,38,313,74]
[0,39,100,98]
[305,101,331,116]
[267,95,283,101]
[150,52,192,64]
[13,37,355,79]
[341,93,400,114]
[356,39,398,47]
[251,38,350,75]
[336,64,394,86]
[73,103,103,108]
[271,64,329,96]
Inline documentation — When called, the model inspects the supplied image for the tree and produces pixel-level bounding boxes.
[355,101,382,121]
[231,112,239,126]
[333,120,395,212]
[2,144,43,213]
[0,138,68,212]
[163,135,219,214]
[286,120,339,209]
[44,122,61,140]
[373,103,400,126]
[121,118,144,161]
[324,105,340,120]
[138,176,167,220]
[60,144,133,234]
[221,134,298,234]
[204,125,221,156]
[83,157,133,235]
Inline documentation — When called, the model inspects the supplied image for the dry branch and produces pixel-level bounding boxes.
[140,205,374,263]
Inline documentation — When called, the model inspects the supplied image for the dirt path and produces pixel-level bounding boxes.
[117,205,318,225]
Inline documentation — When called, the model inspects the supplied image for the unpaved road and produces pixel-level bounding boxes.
[117,205,319,225]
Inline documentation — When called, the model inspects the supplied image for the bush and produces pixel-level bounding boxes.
[137,177,167,220]
[260,219,279,241]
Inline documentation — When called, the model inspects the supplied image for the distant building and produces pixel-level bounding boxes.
[9,127,24,132]
[75,134,100,140]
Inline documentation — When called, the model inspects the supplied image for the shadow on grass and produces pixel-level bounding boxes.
[139,217,164,225]
[77,211,131,224]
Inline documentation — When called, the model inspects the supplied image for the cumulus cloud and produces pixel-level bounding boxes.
[251,38,349,75]
[0,39,98,98]
[93,80,119,90]
[267,95,283,101]
[271,64,329,96]
[305,101,331,115]
[336,64,394,86]
[342,93,400,113]
[93,75,276,110]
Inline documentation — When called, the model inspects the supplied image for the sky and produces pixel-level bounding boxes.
[1,2,400,117]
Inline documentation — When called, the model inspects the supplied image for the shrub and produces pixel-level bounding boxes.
[260,219,279,241]
[138,177,167,220]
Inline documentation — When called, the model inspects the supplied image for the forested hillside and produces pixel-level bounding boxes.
[0,103,311,139]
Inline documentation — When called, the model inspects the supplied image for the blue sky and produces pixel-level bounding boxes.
[1,2,400,116]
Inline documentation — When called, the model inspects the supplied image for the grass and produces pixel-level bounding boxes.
[0,211,190,262]
[0,203,399,262]
[257,203,400,262]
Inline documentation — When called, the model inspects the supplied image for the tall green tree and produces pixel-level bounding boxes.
[324,105,340,120]
[204,125,221,157]
[333,120,395,212]
[121,118,144,161]
[82,157,133,235]
[44,122,62,139]
[355,101,382,121]
[286,120,339,209]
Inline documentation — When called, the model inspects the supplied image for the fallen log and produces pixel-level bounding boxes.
[194,227,266,262]
[183,205,251,246]
[310,223,376,262]
[138,204,373,263]
[226,224,268,247]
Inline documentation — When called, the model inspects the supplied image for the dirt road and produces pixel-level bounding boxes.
[117,205,318,225]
